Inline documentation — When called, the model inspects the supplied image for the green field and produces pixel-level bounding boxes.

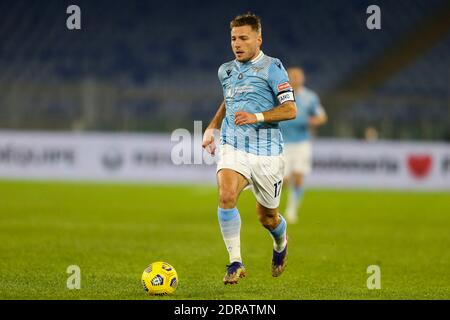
[0,180,449,299]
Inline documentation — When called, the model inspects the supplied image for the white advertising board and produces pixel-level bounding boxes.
[0,131,449,190]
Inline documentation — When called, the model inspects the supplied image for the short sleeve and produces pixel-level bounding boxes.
[218,64,225,83]
[268,59,295,104]
[310,93,325,116]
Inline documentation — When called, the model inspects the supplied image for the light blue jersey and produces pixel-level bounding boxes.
[280,87,323,143]
[218,51,295,156]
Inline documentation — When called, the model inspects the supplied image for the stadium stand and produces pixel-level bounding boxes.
[0,0,448,139]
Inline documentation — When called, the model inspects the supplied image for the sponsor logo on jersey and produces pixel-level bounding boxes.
[277,82,292,92]
[234,86,254,94]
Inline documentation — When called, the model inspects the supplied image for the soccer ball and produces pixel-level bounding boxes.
[141,261,178,295]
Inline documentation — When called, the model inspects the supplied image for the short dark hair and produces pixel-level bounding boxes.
[230,12,262,34]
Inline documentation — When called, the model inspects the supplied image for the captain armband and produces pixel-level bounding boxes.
[277,90,295,104]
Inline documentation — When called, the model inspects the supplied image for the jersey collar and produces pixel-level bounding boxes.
[250,50,264,63]
[235,51,264,68]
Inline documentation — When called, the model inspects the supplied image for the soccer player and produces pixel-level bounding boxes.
[280,67,327,224]
[202,13,297,284]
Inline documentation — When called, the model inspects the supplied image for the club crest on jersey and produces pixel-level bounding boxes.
[238,73,243,80]
[277,82,292,92]
[251,66,263,73]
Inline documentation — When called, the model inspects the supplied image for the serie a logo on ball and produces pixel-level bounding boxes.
[141,262,178,295]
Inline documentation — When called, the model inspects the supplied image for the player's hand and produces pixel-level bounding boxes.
[309,118,320,126]
[309,115,326,127]
[235,111,257,126]
[202,128,217,155]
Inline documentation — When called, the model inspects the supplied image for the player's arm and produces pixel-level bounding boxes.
[235,59,297,126]
[202,100,225,155]
[309,96,327,127]
[235,101,296,125]
[309,111,327,127]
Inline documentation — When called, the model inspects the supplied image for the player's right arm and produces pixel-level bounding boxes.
[309,110,327,126]
[202,100,225,155]
[309,94,327,127]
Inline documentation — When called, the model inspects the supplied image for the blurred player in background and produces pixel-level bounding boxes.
[281,67,327,224]
[202,13,297,284]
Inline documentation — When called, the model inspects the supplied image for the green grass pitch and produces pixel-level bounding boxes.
[0,180,449,299]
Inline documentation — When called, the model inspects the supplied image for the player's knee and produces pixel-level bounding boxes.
[219,189,238,208]
[293,173,303,187]
[257,212,278,230]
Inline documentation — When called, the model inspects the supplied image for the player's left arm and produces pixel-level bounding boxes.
[235,59,296,126]
[235,101,296,125]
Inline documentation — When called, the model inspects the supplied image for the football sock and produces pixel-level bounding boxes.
[218,207,242,263]
[268,214,287,253]
[286,185,304,220]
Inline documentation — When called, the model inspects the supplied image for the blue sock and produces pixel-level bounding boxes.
[268,214,287,252]
[218,207,242,263]
[287,185,304,221]
[293,186,304,203]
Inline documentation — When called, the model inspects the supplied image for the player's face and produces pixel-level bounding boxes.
[231,26,262,62]
[288,68,305,89]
